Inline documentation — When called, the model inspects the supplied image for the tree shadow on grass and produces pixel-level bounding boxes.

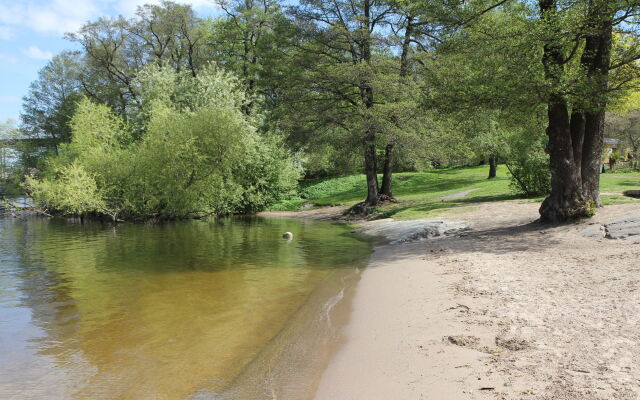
[375,202,454,220]
[612,180,640,188]
[393,176,494,196]
[375,193,526,220]
[456,193,522,204]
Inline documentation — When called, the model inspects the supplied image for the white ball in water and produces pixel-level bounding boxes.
[282,232,293,240]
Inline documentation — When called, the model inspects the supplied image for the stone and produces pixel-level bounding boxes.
[581,224,605,239]
[604,213,640,241]
[356,219,469,244]
[623,190,640,199]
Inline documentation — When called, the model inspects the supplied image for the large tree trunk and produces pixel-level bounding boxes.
[582,110,606,205]
[538,0,612,222]
[488,155,497,179]
[380,143,394,198]
[539,102,587,221]
[580,10,612,205]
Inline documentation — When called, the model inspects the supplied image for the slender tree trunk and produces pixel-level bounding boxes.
[380,15,414,199]
[364,137,379,205]
[380,143,394,197]
[361,0,379,206]
[488,155,497,179]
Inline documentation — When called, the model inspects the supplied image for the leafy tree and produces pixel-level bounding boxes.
[207,0,296,114]
[536,0,640,221]
[0,120,18,184]
[27,66,300,220]
[20,52,83,148]
[289,0,398,207]
[67,1,206,117]
[419,0,640,220]
[505,117,551,197]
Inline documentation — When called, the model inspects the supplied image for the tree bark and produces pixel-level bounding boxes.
[380,143,394,197]
[538,0,613,222]
[488,155,497,179]
[582,110,605,205]
[580,10,612,205]
[539,102,587,222]
[364,138,379,205]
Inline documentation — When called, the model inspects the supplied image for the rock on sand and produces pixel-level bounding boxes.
[356,219,469,244]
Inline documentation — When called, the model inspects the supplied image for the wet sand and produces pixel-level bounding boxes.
[312,201,640,400]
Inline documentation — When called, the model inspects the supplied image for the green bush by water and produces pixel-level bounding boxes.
[27,66,301,220]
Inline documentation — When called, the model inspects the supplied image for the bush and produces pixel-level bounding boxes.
[506,147,551,197]
[26,162,107,215]
[505,124,551,197]
[27,66,301,220]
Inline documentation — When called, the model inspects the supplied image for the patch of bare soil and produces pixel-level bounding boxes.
[257,205,349,220]
[314,201,640,400]
[426,202,640,400]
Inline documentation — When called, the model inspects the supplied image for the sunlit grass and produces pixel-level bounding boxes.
[270,165,640,220]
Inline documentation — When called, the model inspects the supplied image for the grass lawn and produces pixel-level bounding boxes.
[270,165,640,220]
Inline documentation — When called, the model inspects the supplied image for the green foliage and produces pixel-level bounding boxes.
[20,52,83,145]
[505,122,551,197]
[27,67,300,220]
[506,150,551,197]
[20,0,640,217]
[0,120,24,196]
[26,162,106,215]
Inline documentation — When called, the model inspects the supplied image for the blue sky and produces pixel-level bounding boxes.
[0,0,220,123]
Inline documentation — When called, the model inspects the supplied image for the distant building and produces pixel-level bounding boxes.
[603,138,632,163]
[602,138,634,171]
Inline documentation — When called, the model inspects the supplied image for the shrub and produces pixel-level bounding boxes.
[27,66,300,220]
[505,124,551,197]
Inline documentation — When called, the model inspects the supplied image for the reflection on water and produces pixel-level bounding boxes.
[0,216,372,400]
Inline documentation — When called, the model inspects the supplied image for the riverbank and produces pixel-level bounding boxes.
[271,201,640,399]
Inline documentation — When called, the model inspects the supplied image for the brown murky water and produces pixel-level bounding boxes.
[0,216,372,399]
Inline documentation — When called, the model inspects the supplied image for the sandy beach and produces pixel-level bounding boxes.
[302,202,640,400]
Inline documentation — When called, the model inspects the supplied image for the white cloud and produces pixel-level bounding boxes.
[0,0,218,36]
[114,0,217,16]
[0,0,100,35]
[23,45,53,60]
[0,26,13,40]
[0,53,18,63]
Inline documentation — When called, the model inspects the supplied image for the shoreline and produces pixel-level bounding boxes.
[214,254,369,400]
[304,201,640,399]
[314,241,499,399]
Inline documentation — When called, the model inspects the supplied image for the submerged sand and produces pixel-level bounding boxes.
[310,201,640,400]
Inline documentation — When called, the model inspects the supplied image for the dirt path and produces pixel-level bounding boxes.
[257,205,348,220]
[314,201,640,400]
[441,188,480,200]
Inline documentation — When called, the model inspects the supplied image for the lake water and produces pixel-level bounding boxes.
[0,216,372,399]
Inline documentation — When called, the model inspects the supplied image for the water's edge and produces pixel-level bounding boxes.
[210,253,370,400]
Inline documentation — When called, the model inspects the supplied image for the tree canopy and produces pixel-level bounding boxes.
[16,0,640,221]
